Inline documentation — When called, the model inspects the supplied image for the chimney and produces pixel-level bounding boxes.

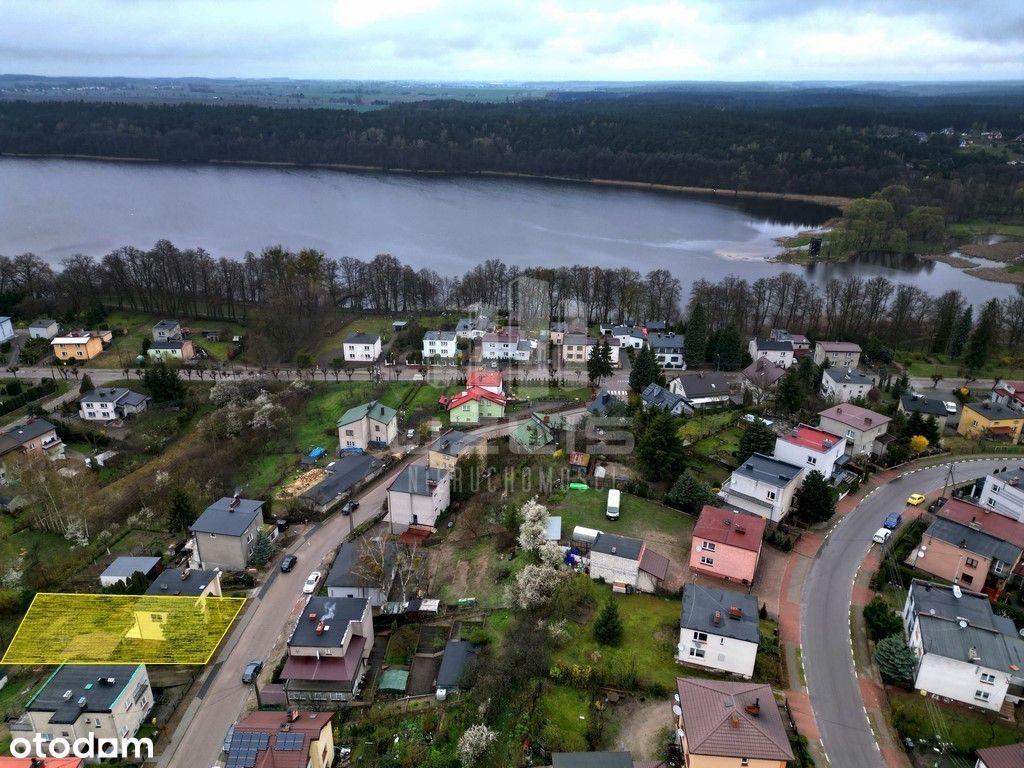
[729,712,739,728]
[315,621,325,636]
[308,611,317,622]
[180,568,191,580]
[713,610,722,625]
[744,698,760,716]
[289,709,300,722]
[729,606,743,620]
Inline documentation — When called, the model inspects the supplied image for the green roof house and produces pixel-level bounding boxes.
[337,400,399,451]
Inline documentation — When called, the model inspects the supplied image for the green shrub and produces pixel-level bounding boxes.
[863,597,903,641]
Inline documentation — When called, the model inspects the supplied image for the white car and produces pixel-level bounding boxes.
[943,401,958,414]
[302,571,322,594]
[872,528,892,545]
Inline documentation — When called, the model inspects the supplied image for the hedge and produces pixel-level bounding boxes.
[0,379,57,417]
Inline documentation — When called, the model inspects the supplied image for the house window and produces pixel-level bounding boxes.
[209,533,217,539]
[766,491,777,501]
[965,558,978,569]
[700,556,714,566]
[345,429,354,436]
[741,760,749,767]
[987,498,996,507]
[689,647,706,659]
[975,690,991,702]
[980,673,996,684]
[961,574,974,585]
[247,532,254,543]
[692,631,707,642]
[846,430,855,439]
[993,561,1006,575]
[807,456,817,465]
[701,541,716,552]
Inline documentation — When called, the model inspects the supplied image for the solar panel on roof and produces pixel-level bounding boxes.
[276,732,304,750]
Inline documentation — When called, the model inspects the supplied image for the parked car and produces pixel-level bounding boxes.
[302,571,322,594]
[872,528,892,545]
[241,659,263,684]
[280,554,298,573]
[223,724,235,753]
[943,401,958,414]
[883,511,902,530]
[342,500,359,515]
[927,497,948,513]
[906,493,926,506]
[406,428,416,440]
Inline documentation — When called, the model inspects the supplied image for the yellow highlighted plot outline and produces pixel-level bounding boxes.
[1,593,246,665]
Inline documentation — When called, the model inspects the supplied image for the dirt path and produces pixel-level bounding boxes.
[611,697,673,759]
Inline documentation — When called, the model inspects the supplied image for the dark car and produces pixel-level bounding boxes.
[280,554,298,573]
[241,659,263,684]
[883,511,902,530]
[342,500,359,515]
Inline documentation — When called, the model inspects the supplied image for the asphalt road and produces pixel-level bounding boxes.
[158,407,584,768]
[802,458,1011,768]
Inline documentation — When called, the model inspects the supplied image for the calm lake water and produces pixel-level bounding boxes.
[0,157,1015,306]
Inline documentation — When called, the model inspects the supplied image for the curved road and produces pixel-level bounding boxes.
[802,458,1012,768]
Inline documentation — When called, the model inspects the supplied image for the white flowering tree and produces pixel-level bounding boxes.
[457,724,496,767]
[517,497,549,552]
[506,563,562,611]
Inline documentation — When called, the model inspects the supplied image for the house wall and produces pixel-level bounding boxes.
[636,570,659,594]
[81,400,117,421]
[821,376,871,403]
[677,627,758,677]
[387,475,451,531]
[613,333,645,350]
[450,400,480,425]
[913,653,1008,712]
[722,473,799,523]
[428,441,487,472]
[773,435,846,479]
[53,337,102,361]
[978,475,1024,522]
[326,584,387,607]
[343,339,382,362]
[589,551,640,586]
[194,517,259,571]
[818,416,889,457]
[958,411,1024,441]
[689,541,759,584]
[747,342,792,369]
[338,418,369,450]
[310,724,335,768]
[653,348,685,369]
[813,345,861,368]
[913,535,992,589]
[29,322,58,340]
[682,746,785,768]
[422,338,458,359]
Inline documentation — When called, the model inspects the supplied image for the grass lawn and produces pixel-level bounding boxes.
[678,411,740,442]
[537,684,591,752]
[510,385,592,402]
[0,379,69,429]
[947,220,1024,239]
[899,351,1024,382]
[549,489,695,550]
[88,311,245,369]
[692,426,742,467]
[889,688,1024,755]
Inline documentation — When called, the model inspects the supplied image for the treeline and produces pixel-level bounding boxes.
[1,95,1022,216]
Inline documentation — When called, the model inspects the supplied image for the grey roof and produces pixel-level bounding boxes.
[552,753,634,768]
[429,430,482,458]
[345,331,380,345]
[145,568,219,596]
[734,453,803,487]
[588,390,625,416]
[455,319,475,331]
[190,497,264,536]
[2,418,58,445]
[640,382,685,411]
[822,367,873,386]
[30,318,56,327]
[153,319,180,330]
[900,393,949,417]
[436,639,480,689]
[325,540,397,588]
[80,387,149,407]
[591,532,644,561]
[388,465,448,496]
[289,596,367,648]
[909,580,1008,633]
[644,320,667,331]
[28,665,142,723]
[101,556,161,581]
[671,372,730,399]
[303,454,384,506]
[649,332,684,350]
[925,518,1022,565]
[680,584,760,644]
[564,333,590,346]
[992,467,1024,487]
[423,330,457,342]
[917,614,1024,673]
[149,339,185,350]
[964,400,1023,422]
[611,325,646,339]
[751,337,793,352]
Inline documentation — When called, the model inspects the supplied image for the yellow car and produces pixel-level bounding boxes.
[906,493,926,506]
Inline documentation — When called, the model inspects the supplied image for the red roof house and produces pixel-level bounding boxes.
[690,505,766,585]
[467,370,503,394]
[232,710,336,768]
[938,497,1024,549]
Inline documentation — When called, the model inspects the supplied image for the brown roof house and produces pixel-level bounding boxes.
[976,743,1024,768]
[674,677,793,768]
[230,710,336,768]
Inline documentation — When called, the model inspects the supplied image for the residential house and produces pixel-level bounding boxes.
[325,540,397,607]
[549,320,586,346]
[508,413,559,453]
[644,320,668,333]
[51,335,103,362]
[719,454,803,523]
[282,596,374,705]
[769,329,810,357]
[551,754,635,768]
[151,319,182,342]
[649,332,685,369]
[147,338,194,362]
[976,468,1024,522]
[747,337,794,369]
[336,400,398,451]
[587,389,626,417]
[976,743,1024,768]
[0,317,13,344]
[690,505,767,584]
[28,318,59,340]
[428,430,486,472]
[99,556,162,588]
[25,665,152,747]
[302,454,385,515]
[611,325,647,350]
[230,711,335,768]
[588,532,670,594]
[817,403,891,458]
[386,465,450,532]
[820,367,875,403]
[898,393,950,432]
[454,316,491,340]
[958,401,1024,442]
[909,517,1021,596]
[481,332,532,361]
[342,332,382,363]
[79,388,150,422]
[466,370,503,395]
[991,381,1024,415]
[422,330,458,362]
[0,419,65,474]
[773,424,847,480]
[813,341,862,368]
[444,387,506,425]
[674,677,794,768]
[640,382,686,416]
[741,358,787,404]
[668,371,731,411]
[145,568,222,597]
[903,580,1024,712]
[938,497,1024,550]
[435,639,481,700]
[561,335,621,366]
[189,495,265,571]
[677,585,759,678]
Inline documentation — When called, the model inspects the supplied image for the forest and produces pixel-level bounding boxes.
[1,88,1023,218]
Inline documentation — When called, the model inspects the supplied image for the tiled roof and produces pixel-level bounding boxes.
[679,585,760,644]
[467,370,502,388]
[344,332,380,345]
[779,424,844,453]
[190,497,263,536]
[423,330,457,342]
[818,403,890,430]
[964,400,1023,422]
[640,382,685,411]
[233,710,334,768]
[751,337,793,352]
[822,367,873,386]
[336,400,397,427]
[938,498,1024,549]
[649,332,685,350]
[671,372,730,399]
[742,358,786,387]
[899,393,949,417]
[639,547,670,580]
[977,742,1024,768]
[817,341,862,352]
[445,386,507,410]
[429,430,482,457]
[924,517,1022,565]
[693,506,767,552]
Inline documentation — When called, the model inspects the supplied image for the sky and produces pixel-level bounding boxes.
[3,0,1024,82]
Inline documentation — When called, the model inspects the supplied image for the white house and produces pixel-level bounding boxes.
[336,401,398,451]
[977,468,1024,522]
[79,387,150,422]
[343,332,382,363]
[813,341,862,368]
[611,325,647,350]
[0,317,13,345]
[903,580,1024,713]
[422,330,458,362]
[772,424,847,480]
[677,584,759,678]
[649,332,685,369]
[588,532,669,594]
[386,465,451,532]
[481,332,532,361]
[28,318,58,340]
[455,316,491,340]
[152,319,182,342]
[719,453,804,523]
[747,337,795,369]
[668,371,731,411]
[820,367,875,403]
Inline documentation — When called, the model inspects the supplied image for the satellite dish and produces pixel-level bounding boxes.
[676,729,685,738]
[672,705,682,717]
[1018,628,1024,638]
[958,619,968,629]
[673,693,680,703]
[952,584,963,599]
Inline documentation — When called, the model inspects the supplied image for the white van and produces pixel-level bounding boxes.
[872,528,892,545]
[606,489,621,520]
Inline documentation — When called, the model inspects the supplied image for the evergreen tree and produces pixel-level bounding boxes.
[963,298,1000,372]
[873,635,917,686]
[776,368,804,415]
[664,472,716,513]
[251,530,275,567]
[948,305,973,359]
[635,411,685,481]
[863,596,903,641]
[709,326,743,370]
[684,302,708,368]
[628,345,664,393]
[167,488,197,532]
[587,339,614,384]
[593,598,623,645]
[930,290,963,354]
[904,410,926,440]
[78,372,94,394]
[792,470,836,525]
[737,419,776,464]
[143,360,185,402]
[922,416,941,447]
[795,356,817,391]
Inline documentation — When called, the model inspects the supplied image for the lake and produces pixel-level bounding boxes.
[0,157,1014,306]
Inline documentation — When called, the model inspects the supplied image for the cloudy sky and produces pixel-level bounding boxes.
[4,0,1024,81]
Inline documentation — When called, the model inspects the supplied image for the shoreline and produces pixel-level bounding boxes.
[0,151,852,209]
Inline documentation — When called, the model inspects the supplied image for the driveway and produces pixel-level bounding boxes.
[802,458,1011,768]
